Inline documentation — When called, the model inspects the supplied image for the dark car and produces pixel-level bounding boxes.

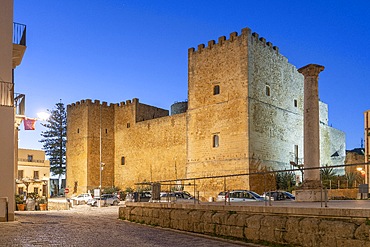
[125,191,152,202]
[262,191,295,201]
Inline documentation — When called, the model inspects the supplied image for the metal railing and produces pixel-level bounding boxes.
[13,22,26,46]
[18,158,45,163]
[134,162,369,207]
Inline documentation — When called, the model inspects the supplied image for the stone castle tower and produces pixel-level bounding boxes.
[66,27,345,197]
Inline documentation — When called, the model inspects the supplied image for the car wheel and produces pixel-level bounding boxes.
[113,201,118,206]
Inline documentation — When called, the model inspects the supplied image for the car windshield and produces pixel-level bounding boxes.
[285,192,294,197]
[249,191,262,198]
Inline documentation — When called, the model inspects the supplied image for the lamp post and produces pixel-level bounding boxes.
[99,105,103,208]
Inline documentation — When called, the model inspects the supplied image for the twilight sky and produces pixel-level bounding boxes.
[14,0,370,151]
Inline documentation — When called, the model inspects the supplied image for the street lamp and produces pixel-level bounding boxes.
[357,167,365,184]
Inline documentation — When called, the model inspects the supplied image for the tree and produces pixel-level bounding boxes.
[276,171,296,192]
[39,101,67,180]
[320,164,337,188]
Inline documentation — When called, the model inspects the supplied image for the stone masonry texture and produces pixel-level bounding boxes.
[66,26,345,198]
[1,205,253,247]
[120,202,370,247]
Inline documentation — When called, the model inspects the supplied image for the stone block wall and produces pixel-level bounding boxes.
[248,31,304,173]
[120,203,370,246]
[67,99,115,195]
[114,112,187,190]
[186,28,251,196]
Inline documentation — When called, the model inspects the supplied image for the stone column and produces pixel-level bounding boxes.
[296,64,324,201]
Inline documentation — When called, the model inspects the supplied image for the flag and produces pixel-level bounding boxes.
[23,118,36,130]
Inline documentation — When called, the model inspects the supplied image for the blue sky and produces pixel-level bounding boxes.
[14,0,370,151]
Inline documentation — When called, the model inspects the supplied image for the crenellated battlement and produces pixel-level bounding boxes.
[188,27,251,54]
[188,27,280,56]
[67,98,140,110]
[251,32,279,54]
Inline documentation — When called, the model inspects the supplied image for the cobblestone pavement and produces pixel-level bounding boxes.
[0,205,258,247]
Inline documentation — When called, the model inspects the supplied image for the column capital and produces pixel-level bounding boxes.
[298,64,325,77]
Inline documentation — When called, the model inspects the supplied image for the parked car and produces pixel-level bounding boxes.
[150,191,197,203]
[262,191,295,201]
[87,194,120,206]
[216,191,227,202]
[222,190,263,202]
[69,193,93,204]
[125,191,152,202]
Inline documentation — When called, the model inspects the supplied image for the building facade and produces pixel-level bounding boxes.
[67,27,345,198]
[0,0,27,221]
[16,149,50,198]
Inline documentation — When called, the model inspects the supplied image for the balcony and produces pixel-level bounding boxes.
[12,22,26,68]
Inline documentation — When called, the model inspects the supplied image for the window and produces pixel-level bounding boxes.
[34,171,39,180]
[18,187,24,195]
[27,155,33,162]
[294,99,298,107]
[18,170,24,180]
[127,123,130,128]
[34,187,39,194]
[121,156,125,165]
[213,85,220,95]
[77,128,79,133]
[265,85,270,96]
[213,134,219,148]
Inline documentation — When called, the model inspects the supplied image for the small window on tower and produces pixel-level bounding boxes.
[213,85,220,95]
[265,85,271,96]
[294,99,298,107]
[213,134,219,148]
[127,123,130,128]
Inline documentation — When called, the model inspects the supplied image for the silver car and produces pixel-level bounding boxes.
[224,190,263,202]
[87,194,120,206]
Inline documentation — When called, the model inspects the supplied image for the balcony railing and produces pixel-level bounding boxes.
[18,158,45,163]
[13,22,26,46]
[14,93,25,115]
[0,80,14,107]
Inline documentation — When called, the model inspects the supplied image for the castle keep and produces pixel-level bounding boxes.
[66,27,345,197]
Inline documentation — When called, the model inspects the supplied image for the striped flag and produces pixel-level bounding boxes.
[23,118,36,130]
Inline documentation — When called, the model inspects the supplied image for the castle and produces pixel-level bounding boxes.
[66,27,345,198]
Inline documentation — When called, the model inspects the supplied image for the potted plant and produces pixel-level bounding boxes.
[38,198,47,211]
[15,194,26,211]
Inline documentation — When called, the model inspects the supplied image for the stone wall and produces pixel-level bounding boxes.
[186,28,251,196]
[120,203,370,246]
[114,107,186,190]
[48,200,70,210]
[66,26,347,199]
[66,99,115,195]
[248,31,304,174]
